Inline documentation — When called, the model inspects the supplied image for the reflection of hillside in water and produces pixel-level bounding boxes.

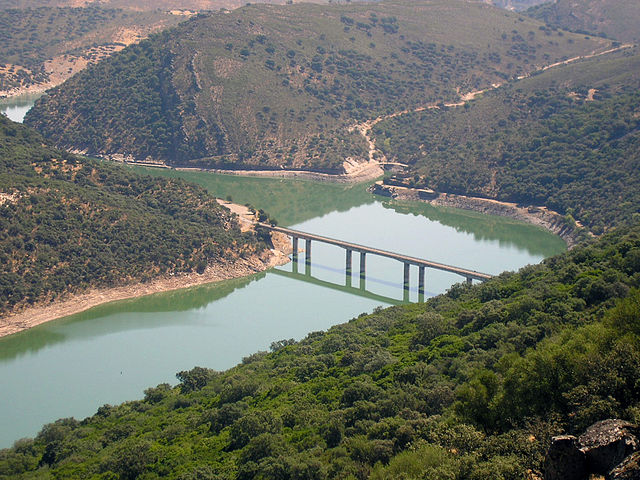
[135,167,375,227]
[0,273,262,362]
[381,199,566,258]
[140,167,564,258]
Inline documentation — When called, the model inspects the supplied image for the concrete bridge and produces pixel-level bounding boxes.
[258,223,492,299]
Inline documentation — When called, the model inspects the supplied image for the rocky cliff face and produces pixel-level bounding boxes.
[545,420,640,480]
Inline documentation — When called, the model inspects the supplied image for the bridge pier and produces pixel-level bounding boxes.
[403,263,410,302]
[345,249,352,287]
[359,252,366,290]
[305,239,312,265]
[305,239,312,275]
[292,236,298,263]
[403,263,410,290]
[466,277,472,286]
[418,266,425,303]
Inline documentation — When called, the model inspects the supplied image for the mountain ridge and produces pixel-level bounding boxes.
[24,0,611,173]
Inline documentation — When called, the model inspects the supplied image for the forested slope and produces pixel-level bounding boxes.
[24,0,610,172]
[1,222,639,478]
[0,114,264,316]
[527,0,640,43]
[371,50,640,232]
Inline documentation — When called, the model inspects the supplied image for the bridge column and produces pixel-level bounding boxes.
[345,249,352,287]
[466,277,472,286]
[292,236,298,263]
[418,266,425,303]
[402,263,410,302]
[359,252,366,289]
[305,239,311,275]
[305,239,311,265]
[403,263,410,290]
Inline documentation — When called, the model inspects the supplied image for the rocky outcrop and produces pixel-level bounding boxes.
[579,420,640,475]
[544,420,640,480]
[544,435,587,480]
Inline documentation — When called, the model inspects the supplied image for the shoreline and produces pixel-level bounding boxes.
[0,83,51,99]
[0,222,293,339]
[176,162,385,184]
[369,182,586,248]
[119,158,385,184]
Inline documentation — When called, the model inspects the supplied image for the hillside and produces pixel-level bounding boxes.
[0,6,184,96]
[0,114,266,317]
[24,0,611,173]
[1,221,638,478]
[526,0,640,43]
[370,49,640,232]
[0,0,293,10]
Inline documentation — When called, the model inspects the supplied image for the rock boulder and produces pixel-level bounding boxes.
[578,419,640,475]
[544,435,587,480]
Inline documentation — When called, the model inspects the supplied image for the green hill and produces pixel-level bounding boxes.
[371,49,640,232]
[0,114,265,317]
[1,220,638,478]
[24,0,610,173]
[0,6,183,94]
[526,0,640,43]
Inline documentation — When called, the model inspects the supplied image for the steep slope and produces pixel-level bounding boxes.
[527,0,640,43]
[371,49,640,232]
[1,222,638,478]
[24,0,611,173]
[0,114,266,317]
[0,6,184,96]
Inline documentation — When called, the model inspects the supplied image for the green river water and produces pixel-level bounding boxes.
[0,165,566,448]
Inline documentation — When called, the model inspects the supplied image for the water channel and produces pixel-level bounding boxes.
[0,101,566,448]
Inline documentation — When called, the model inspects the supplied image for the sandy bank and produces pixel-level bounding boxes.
[0,207,292,339]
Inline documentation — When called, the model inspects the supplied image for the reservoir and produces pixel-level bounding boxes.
[0,170,566,448]
[0,94,41,123]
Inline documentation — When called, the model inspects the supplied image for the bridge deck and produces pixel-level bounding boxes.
[259,223,492,281]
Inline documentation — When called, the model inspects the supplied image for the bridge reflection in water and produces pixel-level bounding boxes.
[272,258,425,305]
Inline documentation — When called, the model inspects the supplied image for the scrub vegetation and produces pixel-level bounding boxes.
[526,0,640,43]
[1,0,639,477]
[24,0,609,171]
[1,223,639,478]
[0,114,263,316]
[372,50,640,232]
[0,6,182,92]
